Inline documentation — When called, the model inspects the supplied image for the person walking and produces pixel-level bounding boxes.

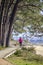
[18,37,23,46]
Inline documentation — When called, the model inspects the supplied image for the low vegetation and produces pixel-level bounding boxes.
[0,46,5,50]
[6,47,43,65]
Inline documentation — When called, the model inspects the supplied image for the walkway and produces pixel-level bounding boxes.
[0,45,20,58]
[0,45,20,65]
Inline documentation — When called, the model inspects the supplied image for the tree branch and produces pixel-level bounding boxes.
[18,3,42,11]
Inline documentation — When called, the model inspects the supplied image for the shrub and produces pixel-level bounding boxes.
[33,54,43,62]
[26,52,43,62]
[27,47,34,51]
[22,47,27,50]
[14,50,22,56]
[27,47,36,53]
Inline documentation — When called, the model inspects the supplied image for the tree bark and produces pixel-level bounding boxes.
[1,0,10,46]
[1,0,14,46]
[0,0,5,46]
[6,0,20,47]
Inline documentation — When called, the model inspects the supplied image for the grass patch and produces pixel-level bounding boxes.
[6,47,43,65]
[0,46,5,50]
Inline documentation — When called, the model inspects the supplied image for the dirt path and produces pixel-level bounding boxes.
[0,59,13,65]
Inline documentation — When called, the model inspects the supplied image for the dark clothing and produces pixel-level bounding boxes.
[19,42,22,46]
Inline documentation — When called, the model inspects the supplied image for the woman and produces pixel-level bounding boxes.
[18,37,23,46]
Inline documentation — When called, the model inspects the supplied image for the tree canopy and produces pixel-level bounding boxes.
[0,0,43,47]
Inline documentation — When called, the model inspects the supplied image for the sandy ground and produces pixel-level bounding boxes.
[34,45,43,56]
[0,59,13,65]
[24,45,43,56]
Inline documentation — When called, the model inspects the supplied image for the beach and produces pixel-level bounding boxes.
[34,45,43,56]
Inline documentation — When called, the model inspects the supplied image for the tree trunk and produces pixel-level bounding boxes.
[1,0,14,46]
[0,0,5,46]
[6,0,19,47]
[1,0,10,46]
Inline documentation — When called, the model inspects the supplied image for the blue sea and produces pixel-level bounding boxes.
[28,36,43,45]
[12,32,43,45]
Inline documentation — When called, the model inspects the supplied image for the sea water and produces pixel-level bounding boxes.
[12,32,43,45]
